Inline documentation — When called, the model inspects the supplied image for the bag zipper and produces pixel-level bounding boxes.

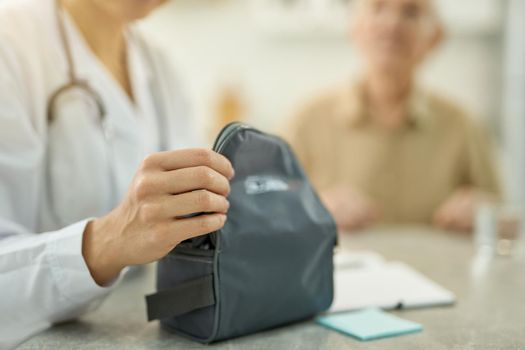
[212,122,252,154]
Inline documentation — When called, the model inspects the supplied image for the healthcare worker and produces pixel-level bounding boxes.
[0,0,234,348]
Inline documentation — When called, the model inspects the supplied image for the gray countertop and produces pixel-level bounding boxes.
[19,226,525,349]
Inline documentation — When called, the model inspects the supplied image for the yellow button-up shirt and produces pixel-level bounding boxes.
[287,82,501,224]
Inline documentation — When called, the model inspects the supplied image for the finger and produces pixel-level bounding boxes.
[433,215,446,228]
[441,201,472,231]
[139,191,230,222]
[434,194,462,227]
[169,166,231,196]
[453,198,475,232]
[151,166,231,196]
[362,200,379,221]
[433,206,453,228]
[364,208,379,226]
[170,190,230,218]
[446,215,470,233]
[141,149,234,179]
[169,213,227,245]
[354,201,374,226]
[453,207,471,231]
[457,218,473,233]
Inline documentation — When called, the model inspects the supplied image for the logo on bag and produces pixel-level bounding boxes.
[244,176,289,195]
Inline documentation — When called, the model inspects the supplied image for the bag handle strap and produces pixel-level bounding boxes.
[146,274,215,321]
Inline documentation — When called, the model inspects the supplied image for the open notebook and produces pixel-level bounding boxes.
[330,251,455,313]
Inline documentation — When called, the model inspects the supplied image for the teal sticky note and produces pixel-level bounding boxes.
[316,308,422,341]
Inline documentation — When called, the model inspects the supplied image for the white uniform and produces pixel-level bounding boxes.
[0,0,200,348]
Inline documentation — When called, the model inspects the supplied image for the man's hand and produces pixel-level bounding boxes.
[82,149,234,286]
[320,186,379,232]
[433,187,487,232]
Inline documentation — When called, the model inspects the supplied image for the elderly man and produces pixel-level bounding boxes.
[287,0,501,232]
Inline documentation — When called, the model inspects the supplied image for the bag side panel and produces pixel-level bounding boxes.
[157,252,216,340]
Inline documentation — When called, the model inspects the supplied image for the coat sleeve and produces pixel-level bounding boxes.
[0,29,114,350]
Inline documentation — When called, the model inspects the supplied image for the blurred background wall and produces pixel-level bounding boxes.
[139,0,520,201]
[502,0,525,206]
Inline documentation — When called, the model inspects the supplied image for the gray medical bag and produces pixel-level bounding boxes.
[146,122,337,343]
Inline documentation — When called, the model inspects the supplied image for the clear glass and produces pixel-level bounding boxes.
[474,202,523,257]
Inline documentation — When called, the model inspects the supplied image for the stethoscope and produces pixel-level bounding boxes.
[46,0,168,227]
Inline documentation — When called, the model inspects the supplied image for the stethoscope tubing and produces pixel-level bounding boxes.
[45,0,167,227]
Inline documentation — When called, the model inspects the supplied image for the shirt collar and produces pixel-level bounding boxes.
[334,80,432,130]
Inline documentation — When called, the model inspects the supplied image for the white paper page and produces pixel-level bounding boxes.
[333,250,385,270]
[330,260,455,313]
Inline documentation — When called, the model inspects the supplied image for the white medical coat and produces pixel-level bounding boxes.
[0,0,200,347]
